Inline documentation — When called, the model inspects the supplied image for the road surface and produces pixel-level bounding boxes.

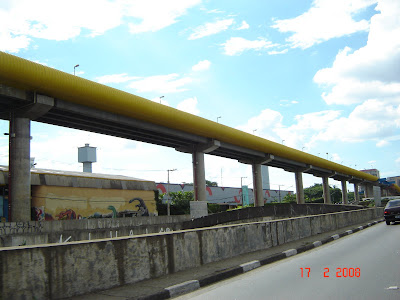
[176,222,400,300]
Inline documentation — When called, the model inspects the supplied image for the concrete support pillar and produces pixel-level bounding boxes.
[322,176,331,204]
[192,151,206,202]
[365,184,374,198]
[252,163,263,207]
[373,186,381,207]
[354,183,360,204]
[9,115,31,222]
[341,180,348,204]
[295,171,305,204]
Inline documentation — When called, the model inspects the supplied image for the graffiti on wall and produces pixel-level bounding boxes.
[57,209,82,220]
[34,206,45,221]
[35,197,150,221]
[0,221,43,235]
[129,197,149,216]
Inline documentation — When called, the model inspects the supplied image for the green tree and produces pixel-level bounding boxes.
[206,180,218,187]
[156,190,224,215]
[330,186,342,204]
[347,192,355,203]
[282,193,296,203]
[289,183,344,203]
[304,184,324,201]
[157,191,193,215]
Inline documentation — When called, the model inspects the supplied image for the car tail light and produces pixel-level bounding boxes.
[384,211,390,214]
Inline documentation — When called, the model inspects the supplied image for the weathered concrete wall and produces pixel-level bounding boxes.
[0,203,362,247]
[0,207,383,299]
[0,215,191,247]
[181,203,363,230]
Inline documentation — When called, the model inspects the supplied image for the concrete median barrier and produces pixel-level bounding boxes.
[0,207,383,299]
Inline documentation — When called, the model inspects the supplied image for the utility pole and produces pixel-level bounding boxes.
[277,184,285,202]
[241,176,247,205]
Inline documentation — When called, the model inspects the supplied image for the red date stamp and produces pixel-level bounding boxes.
[300,267,360,278]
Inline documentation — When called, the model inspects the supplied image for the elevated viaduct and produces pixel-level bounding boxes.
[0,51,398,222]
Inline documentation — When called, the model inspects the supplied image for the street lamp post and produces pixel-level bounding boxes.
[282,140,285,145]
[159,96,164,104]
[74,64,79,75]
[278,184,283,203]
[166,169,177,216]
[217,116,221,123]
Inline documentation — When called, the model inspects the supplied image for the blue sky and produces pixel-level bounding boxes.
[0,0,399,192]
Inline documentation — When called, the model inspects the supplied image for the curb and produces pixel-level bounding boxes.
[138,219,384,299]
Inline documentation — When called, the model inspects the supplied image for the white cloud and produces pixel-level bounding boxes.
[192,60,211,71]
[23,125,198,184]
[236,109,284,143]
[188,18,234,40]
[315,99,400,142]
[0,31,30,53]
[331,153,341,162]
[176,97,200,115]
[376,140,389,147]
[314,0,400,105]
[96,73,139,84]
[127,0,201,34]
[315,77,400,105]
[128,73,192,93]
[278,110,341,148]
[222,37,277,56]
[237,21,249,30]
[272,0,377,49]
[235,104,399,150]
[98,64,205,95]
[0,0,122,47]
[280,100,299,107]
[236,108,346,149]
[207,9,224,14]
[0,0,201,52]
[268,49,289,55]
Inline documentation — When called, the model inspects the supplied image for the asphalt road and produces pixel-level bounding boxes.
[175,222,400,300]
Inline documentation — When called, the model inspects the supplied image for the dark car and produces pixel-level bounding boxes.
[384,199,400,225]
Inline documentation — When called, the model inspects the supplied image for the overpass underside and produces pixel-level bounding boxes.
[1,50,394,221]
[0,83,388,222]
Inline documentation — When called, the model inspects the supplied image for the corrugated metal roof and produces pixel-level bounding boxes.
[0,166,156,190]
[0,166,151,182]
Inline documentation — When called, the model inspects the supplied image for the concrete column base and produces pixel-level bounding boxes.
[192,151,206,202]
[322,177,331,204]
[373,186,381,207]
[341,180,348,204]
[190,201,208,219]
[354,183,360,204]
[295,171,305,204]
[252,163,263,207]
[9,116,31,222]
